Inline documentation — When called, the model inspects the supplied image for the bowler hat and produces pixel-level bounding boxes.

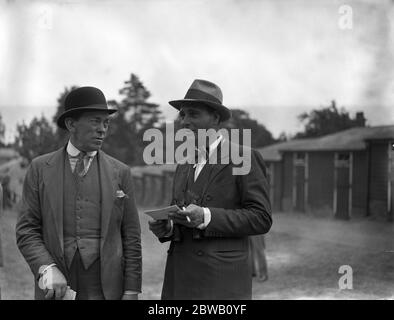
[56,86,117,129]
[169,79,231,122]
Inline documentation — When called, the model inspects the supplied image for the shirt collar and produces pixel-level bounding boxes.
[66,140,97,158]
[197,134,224,158]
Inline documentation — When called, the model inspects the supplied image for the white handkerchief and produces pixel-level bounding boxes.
[116,190,127,198]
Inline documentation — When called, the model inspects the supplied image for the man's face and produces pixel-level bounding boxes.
[66,111,111,152]
[179,104,219,134]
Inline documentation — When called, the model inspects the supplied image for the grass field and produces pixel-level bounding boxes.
[1,208,393,300]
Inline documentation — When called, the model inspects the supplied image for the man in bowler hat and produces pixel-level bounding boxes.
[149,79,272,299]
[16,86,142,300]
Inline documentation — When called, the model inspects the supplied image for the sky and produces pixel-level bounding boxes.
[1,0,393,142]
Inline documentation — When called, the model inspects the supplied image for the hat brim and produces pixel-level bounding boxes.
[57,105,118,129]
[169,99,231,122]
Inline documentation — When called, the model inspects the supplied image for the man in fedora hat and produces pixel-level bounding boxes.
[16,86,142,300]
[149,79,272,299]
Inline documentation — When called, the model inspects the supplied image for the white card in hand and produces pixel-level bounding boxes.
[144,205,181,220]
[62,286,76,300]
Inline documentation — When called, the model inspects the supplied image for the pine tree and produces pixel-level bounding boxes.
[102,74,162,165]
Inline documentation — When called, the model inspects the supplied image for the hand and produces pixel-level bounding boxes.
[43,266,68,300]
[148,219,172,238]
[169,204,204,228]
[121,293,138,300]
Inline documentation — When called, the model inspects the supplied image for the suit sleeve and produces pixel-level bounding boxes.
[15,161,56,278]
[121,168,142,292]
[204,150,272,237]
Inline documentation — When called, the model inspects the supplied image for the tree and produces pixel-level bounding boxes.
[0,113,5,147]
[14,115,57,163]
[52,85,79,146]
[102,74,163,165]
[102,101,142,165]
[119,74,162,131]
[295,100,366,138]
[222,109,276,148]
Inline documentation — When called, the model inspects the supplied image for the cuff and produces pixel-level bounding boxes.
[37,263,56,281]
[197,207,211,229]
[124,291,139,295]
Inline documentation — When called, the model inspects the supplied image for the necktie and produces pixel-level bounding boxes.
[193,147,210,181]
[74,152,87,177]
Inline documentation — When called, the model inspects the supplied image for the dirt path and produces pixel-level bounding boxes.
[253,213,394,300]
[270,212,394,252]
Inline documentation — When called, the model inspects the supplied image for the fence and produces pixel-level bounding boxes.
[131,164,176,208]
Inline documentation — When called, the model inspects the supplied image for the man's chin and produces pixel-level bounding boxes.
[89,140,103,150]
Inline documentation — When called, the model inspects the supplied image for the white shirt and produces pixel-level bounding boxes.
[66,141,97,174]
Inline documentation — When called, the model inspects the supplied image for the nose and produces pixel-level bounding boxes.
[97,121,107,134]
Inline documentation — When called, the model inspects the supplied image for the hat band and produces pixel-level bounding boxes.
[66,103,109,111]
[184,89,222,105]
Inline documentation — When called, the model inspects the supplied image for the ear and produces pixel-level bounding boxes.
[64,117,76,133]
[213,112,220,125]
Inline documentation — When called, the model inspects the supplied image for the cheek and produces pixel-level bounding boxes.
[78,127,94,140]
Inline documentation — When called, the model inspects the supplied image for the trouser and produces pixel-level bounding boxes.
[69,250,105,300]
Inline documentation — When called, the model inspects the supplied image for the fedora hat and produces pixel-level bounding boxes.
[169,79,231,122]
[56,86,117,129]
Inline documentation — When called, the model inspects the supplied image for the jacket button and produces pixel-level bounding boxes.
[197,250,204,256]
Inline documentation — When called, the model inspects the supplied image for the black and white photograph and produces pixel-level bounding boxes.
[0,0,393,304]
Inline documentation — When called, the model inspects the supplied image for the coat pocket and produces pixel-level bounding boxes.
[214,250,246,260]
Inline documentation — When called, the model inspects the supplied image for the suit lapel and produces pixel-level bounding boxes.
[98,150,118,248]
[174,164,191,197]
[44,147,66,252]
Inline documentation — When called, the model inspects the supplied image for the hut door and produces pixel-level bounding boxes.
[334,152,353,219]
[293,152,308,212]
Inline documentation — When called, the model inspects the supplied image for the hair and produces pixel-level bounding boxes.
[63,111,83,128]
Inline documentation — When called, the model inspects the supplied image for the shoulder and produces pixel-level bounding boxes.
[226,141,267,177]
[227,140,265,163]
[30,148,64,168]
[99,150,131,172]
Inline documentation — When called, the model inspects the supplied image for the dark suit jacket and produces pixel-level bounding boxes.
[161,140,272,299]
[15,147,141,300]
